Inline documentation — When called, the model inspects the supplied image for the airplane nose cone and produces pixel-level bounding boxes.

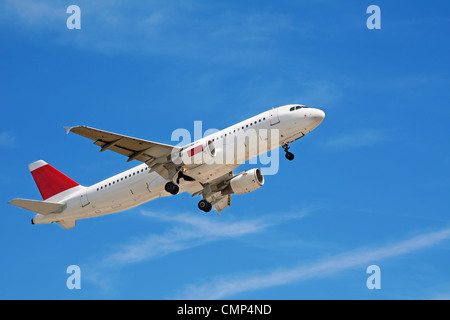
[310,108,325,125]
[302,108,325,132]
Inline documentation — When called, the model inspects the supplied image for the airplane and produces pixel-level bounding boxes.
[9,104,325,229]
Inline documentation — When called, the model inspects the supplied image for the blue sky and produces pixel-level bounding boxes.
[1,0,449,299]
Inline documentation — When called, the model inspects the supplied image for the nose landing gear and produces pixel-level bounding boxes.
[282,143,295,161]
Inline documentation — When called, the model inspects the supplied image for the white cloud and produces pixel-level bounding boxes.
[100,209,310,266]
[1,0,61,28]
[324,129,385,149]
[0,132,17,148]
[175,228,450,299]
[295,80,344,108]
[0,0,311,63]
[431,292,450,300]
[103,213,265,265]
[83,209,311,293]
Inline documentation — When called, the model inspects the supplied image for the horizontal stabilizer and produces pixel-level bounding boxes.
[9,198,65,215]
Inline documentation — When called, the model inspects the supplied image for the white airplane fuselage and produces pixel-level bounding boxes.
[30,104,325,226]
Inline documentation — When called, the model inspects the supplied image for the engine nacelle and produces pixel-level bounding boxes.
[174,140,216,165]
[222,168,264,195]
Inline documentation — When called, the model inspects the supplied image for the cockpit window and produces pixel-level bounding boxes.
[290,105,308,111]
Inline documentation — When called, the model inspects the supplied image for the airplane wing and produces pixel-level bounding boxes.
[67,126,235,214]
[66,126,178,163]
[65,126,180,179]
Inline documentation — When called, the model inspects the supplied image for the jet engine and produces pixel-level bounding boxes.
[174,140,216,165]
[222,168,264,195]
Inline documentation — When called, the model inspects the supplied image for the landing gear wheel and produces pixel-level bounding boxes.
[164,181,179,195]
[285,152,294,161]
[198,199,212,212]
[282,143,295,161]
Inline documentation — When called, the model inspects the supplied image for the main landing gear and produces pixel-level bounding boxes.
[164,181,179,195]
[198,199,212,213]
[164,169,195,195]
[282,143,295,161]
[164,168,212,212]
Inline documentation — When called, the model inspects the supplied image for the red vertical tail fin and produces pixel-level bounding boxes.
[29,160,80,200]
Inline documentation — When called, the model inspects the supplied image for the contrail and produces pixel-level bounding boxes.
[176,228,450,299]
